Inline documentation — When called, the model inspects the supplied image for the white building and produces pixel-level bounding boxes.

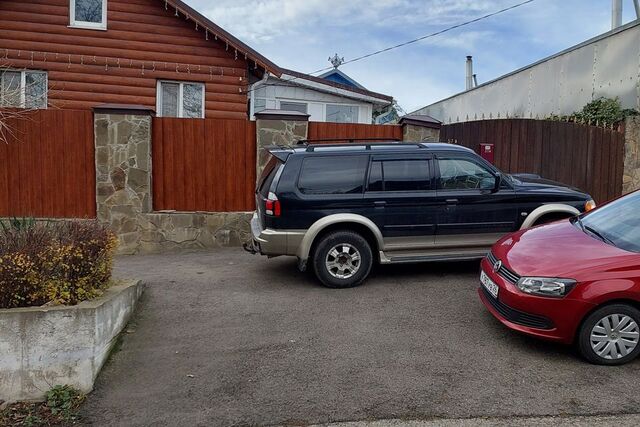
[249,68,393,124]
[412,20,640,123]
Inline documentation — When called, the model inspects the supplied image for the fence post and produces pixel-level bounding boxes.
[93,104,154,255]
[399,114,442,142]
[623,115,640,194]
[255,110,309,180]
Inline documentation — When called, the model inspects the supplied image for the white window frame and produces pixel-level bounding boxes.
[156,80,206,119]
[0,70,48,109]
[325,103,360,123]
[277,99,308,114]
[69,0,108,30]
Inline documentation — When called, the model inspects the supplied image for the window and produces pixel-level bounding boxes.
[438,158,495,190]
[70,0,107,30]
[157,81,205,118]
[0,70,47,109]
[367,159,431,192]
[326,104,359,123]
[254,98,267,114]
[279,101,308,114]
[253,86,267,114]
[298,156,368,195]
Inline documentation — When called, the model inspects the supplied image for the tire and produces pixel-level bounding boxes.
[577,304,640,365]
[312,231,373,289]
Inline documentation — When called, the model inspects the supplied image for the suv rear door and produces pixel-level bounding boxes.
[364,154,437,250]
[433,154,518,247]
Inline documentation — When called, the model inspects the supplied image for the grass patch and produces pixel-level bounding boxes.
[0,386,85,426]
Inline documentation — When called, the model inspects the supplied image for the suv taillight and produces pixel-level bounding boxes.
[265,192,281,217]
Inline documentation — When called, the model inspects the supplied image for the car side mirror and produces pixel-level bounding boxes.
[480,173,501,192]
[493,173,502,192]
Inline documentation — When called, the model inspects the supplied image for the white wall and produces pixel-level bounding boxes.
[0,280,143,402]
[414,22,640,123]
[251,76,374,123]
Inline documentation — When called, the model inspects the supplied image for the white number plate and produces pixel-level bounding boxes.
[481,270,499,299]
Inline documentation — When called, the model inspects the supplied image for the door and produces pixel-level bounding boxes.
[364,155,438,252]
[434,155,518,248]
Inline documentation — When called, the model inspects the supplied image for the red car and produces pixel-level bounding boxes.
[479,190,640,365]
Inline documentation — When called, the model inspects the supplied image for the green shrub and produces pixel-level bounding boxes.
[0,220,118,309]
[548,97,639,127]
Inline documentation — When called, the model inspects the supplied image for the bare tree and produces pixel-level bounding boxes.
[0,65,48,144]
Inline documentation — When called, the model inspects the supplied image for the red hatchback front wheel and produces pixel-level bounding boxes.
[578,304,640,365]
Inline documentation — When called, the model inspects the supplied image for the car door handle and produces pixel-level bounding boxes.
[374,201,387,207]
[445,198,459,204]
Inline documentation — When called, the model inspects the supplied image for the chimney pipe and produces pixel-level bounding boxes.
[612,0,623,29]
[634,0,640,19]
[466,56,474,90]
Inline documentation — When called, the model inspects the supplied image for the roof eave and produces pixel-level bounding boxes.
[164,0,282,77]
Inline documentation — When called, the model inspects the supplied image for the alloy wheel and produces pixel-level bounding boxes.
[325,243,361,279]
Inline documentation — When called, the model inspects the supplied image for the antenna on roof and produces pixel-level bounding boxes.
[328,53,345,69]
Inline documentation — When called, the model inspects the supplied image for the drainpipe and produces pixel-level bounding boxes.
[249,72,270,119]
[465,56,474,91]
[634,0,640,19]
[612,0,623,29]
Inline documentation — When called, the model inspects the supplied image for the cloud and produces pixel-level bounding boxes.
[182,0,637,112]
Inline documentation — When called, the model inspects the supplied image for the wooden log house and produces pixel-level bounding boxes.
[0,0,282,119]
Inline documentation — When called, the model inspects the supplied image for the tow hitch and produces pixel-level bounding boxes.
[243,240,259,254]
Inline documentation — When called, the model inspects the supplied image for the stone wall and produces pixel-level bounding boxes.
[0,280,143,403]
[255,110,309,179]
[623,116,640,194]
[138,212,251,254]
[95,112,152,255]
[402,124,440,142]
[95,109,252,255]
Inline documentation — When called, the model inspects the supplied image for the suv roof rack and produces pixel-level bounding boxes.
[296,137,401,146]
[303,141,425,152]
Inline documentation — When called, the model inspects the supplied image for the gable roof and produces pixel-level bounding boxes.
[163,0,282,77]
[280,68,393,105]
[318,69,366,90]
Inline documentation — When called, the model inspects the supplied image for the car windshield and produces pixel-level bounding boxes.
[578,191,640,253]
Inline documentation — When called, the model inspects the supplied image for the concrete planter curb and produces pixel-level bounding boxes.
[0,279,144,403]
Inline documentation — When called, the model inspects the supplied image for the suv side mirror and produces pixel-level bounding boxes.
[480,173,501,192]
[493,173,502,192]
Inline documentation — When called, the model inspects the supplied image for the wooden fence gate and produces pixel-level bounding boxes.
[0,109,96,218]
[440,119,625,203]
[152,117,256,212]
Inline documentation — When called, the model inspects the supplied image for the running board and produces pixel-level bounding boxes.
[379,251,487,264]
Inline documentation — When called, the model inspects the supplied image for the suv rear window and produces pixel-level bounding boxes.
[298,155,368,195]
[367,159,432,192]
[258,156,281,197]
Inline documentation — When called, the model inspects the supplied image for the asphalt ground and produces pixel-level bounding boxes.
[80,249,640,426]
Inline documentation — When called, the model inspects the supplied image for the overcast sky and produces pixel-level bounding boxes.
[184,0,638,112]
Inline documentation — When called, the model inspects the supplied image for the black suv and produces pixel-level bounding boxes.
[246,142,594,288]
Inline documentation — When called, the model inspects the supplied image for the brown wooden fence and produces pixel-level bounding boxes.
[440,119,625,204]
[0,109,96,218]
[152,117,256,212]
[307,122,403,142]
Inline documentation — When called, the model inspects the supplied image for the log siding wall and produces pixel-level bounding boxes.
[0,0,251,119]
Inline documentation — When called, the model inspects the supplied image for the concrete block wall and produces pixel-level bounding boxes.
[0,280,143,402]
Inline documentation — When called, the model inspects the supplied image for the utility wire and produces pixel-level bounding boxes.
[245,0,536,96]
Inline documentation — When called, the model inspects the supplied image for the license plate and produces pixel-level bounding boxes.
[481,270,499,299]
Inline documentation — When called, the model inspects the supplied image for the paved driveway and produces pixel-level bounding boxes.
[81,249,640,426]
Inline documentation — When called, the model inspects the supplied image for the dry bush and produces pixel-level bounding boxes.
[0,220,118,309]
